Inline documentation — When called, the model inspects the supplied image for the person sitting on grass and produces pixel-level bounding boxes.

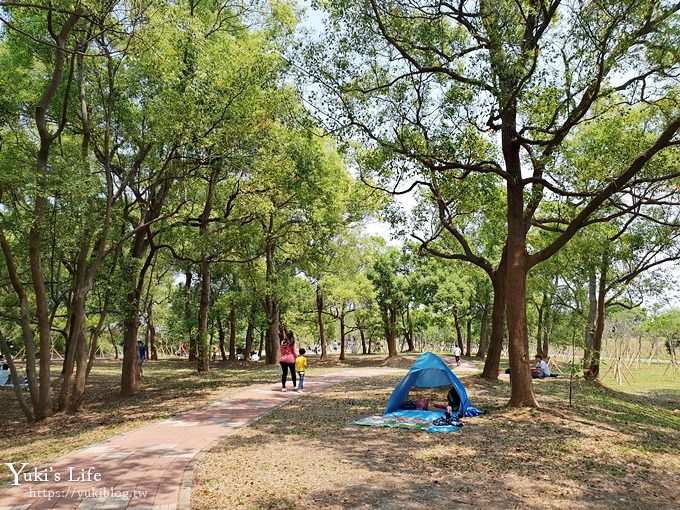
[1,363,10,385]
[533,354,551,378]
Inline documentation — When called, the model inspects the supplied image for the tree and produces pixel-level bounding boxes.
[306,1,680,406]
[323,233,377,360]
[368,247,410,358]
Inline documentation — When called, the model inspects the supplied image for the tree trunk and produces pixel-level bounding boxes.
[197,255,211,372]
[120,232,155,396]
[265,300,280,364]
[584,267,597,370]
[542,304,551,360]
[0,331,34,422]
[29,15,80,419]
[481,263,506,379]
[0,233,40,413]
[360,328,367,354]
[505,176,537,407]
[245,308,255,360]
[386,303,398,358]
[339,309,346,361]
[229,308,237,361]
[406,305,415,351]
[218,318,227,361]
[258,329,264,358]
[148,300,158,360]
[316,284,328,360]
[264,237,281,364]
[586,258,608,380]
[59,244,88,410]
[477,297,489,358]
[536,295,545,357]
[112,328,119,360]
[453,310,464,352]
[69,323,90,412]
[184,266,196,362]
[465,317,472,357]
[29,186,54,418]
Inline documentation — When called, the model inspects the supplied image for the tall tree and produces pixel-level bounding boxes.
[307,1,680,406]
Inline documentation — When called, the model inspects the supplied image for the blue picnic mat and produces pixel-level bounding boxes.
[354,409,460,433]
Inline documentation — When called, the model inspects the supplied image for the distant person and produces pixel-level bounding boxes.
[137,341,146,378]
[250,351,260,362]
[211,346,218,362]
[453,345,462,366]
[1,363,10,385]
[180,342,188,356]
[295,348,307,392]
[279,331,297,391]
[534,355,550,378]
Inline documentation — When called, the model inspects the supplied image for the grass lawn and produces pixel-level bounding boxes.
[191,361,680,510]
[599,360,680,401]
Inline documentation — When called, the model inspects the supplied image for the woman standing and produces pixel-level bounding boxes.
[279,331,297,391]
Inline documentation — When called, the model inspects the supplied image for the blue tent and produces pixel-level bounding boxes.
[385,352,476,416]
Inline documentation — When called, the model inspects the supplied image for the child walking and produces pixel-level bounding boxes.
[295,348,307,391]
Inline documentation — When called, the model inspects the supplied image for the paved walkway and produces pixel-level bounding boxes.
[439,356,480,372]
[0,368,397,510]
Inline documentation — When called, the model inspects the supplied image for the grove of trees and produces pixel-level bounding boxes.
[1,0,679,421]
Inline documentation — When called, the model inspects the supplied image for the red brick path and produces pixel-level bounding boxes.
[0,368,397,510]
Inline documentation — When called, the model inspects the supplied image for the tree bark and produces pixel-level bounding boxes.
[453,310,464,352]
[505,176,537,407]
[148,300,158,360]
[229,308,237,361]
[386,303,398,358]
[477,296,489,358]
[584,267,597,369]
[264,235,281,364]
[29,11,81,419]
[465,317,472,357]
[184,266,196,361]
[120,234,156,396]
[586,257,608,380]
[0,331,33,422]
[360,328,367,354]
[59,239,92,411]
[536,295,545,357]
[406,305,415,351]
[542,303,551,360]
[316,284,328,360]
[258,329,264,358]
[481,267,506,379]
[218,318,227,361]
[197,254,211,372]
[339,308,346,361]
[0,232,40,413]
[245,307,255,360]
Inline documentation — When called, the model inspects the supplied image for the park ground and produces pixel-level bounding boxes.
[1,354,679,509]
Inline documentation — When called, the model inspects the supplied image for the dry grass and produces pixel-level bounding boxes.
[191,373,680,510]
[0,353,415,478]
